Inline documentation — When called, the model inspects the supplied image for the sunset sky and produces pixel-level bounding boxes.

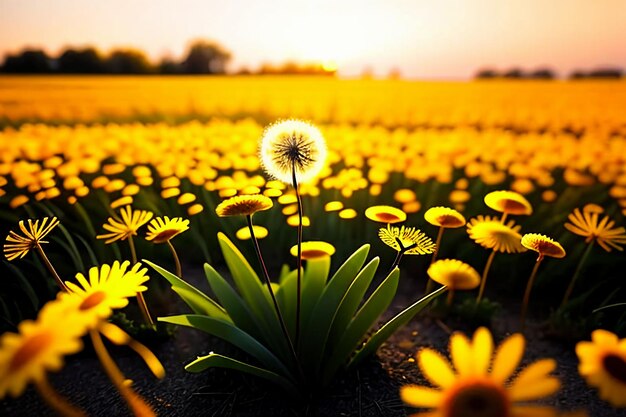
[1,0,625,78]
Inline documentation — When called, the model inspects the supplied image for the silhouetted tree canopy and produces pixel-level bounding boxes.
[58,48,105,73]
[475,68,498,79]
[2,49,53,73]
[105,49,153,74]
[182,40,231,74]
[529,68,555,79]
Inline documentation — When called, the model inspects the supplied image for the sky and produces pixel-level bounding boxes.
[1,0,625,79]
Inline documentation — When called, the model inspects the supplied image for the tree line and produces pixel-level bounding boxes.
[0,40,231,74]
[475,67,623,80]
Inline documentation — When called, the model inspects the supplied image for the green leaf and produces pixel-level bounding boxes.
[159,314,293,380]
[300,257,330,329]
[327,257,379,350]
[171,287,232,323]
[203,263,263,340]
[278,264,291,284]
[323,267,399,383]
[217,233,291,361]
[185,353,298,397]
[348,286,446,368]
[74,234,99,267]
[144,259,230,322]
[275,269,298,338]
[3,261,38,312]
[300,244,370,370]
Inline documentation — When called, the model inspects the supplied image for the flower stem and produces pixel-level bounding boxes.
[166,240,182,278]
[446,288,455,307]
[500,212,508,224]
[560,241,593,309]
[35,244,68,292]
[291,163,303,348]
[521,255,544,331]
[476,250,497,304]
[128,236,154,327]
[246,215,299,366]
[34,376,87,417]
[89,329,156,417]
[425,226,445,294]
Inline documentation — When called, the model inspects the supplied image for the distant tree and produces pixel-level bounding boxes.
[58,47,105,73]
[475,68,498,79]
[105,49,154,74]
[388,67,402,80]
[588,67,622,79]
[529,68,555,80]
[181,40,231,74]
[1,49,53,73]
[158,57,182,74]
[503,68,524,79]
[569,70,586,79]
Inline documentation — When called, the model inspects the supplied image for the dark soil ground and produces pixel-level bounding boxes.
[0,273,621,417]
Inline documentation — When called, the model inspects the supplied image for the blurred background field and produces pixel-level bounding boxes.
[1,76,626,337]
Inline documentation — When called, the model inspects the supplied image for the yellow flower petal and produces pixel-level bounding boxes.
[400,385,443,408]
[472,327,493,375]
[449,332,473,376]
[491,333,525,382]
[418,348,456,388]
[509,376,560,402]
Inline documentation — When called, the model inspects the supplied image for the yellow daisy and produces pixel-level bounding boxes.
[424,206,467,229]
[0,299,85,398]
[59,261,150,329]
[215,194,273,217]
[365,205,407,224]
[576,329,626,407]
[96,206,153,244]
[4,216,59,261]
[564,207,626,252]
[289,241,335,260]
[484,190,533,219]
[521,233,566,259]
[236,225,268,240]
[467,215,526,253]
[379,224,436,255]
[145,216,189,244]
[260,119,328,184]
[427,259,480,290]
[401,327,560,417]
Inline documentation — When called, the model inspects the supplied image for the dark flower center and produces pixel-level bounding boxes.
[603,354,626,384]
[80,291,106,310]
[273,134,314,172]
[375,212,402,223]
[301,249,331,260]
[502,199,528,214]
[446,383,509,417]
[153,228,180,243]
[9,332,53,372]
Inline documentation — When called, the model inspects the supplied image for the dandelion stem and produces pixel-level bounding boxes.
[500,212,508,224]
[246,215,299,367]
[521,254,544,331]
[35,244,68,292]
[476,250,497,303]
[166,240,182,278]
[446,288,455,306]
[89,329,156,417]
[425,226,445,293]
[34,376,87,417]
[560,241,593,309]
[128,236,154,327]
[292,162,303,348]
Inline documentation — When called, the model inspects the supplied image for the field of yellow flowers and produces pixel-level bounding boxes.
[1,76,626,416]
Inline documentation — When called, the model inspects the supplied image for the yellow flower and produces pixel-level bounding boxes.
[467,215,526,253]
[260,119,327,184]
[401,327,560,417]
[96,206,153,244]
[427,259,480,290]
[145,216,189,244]
[576,329,626,407]
[484,190,533,216]
[521,233,566,259]
[564,207,626,252]
[236,225,268,240]
[379,224,436,255]
[424,206,466,228]
[215,194,273,217]
[0,299,85,398]
[338,208,357,219]
[289,241,335,260]
[59,261,150,330]
[324,201,344,212]
[4,217,60,261]
[365,205,407,224]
